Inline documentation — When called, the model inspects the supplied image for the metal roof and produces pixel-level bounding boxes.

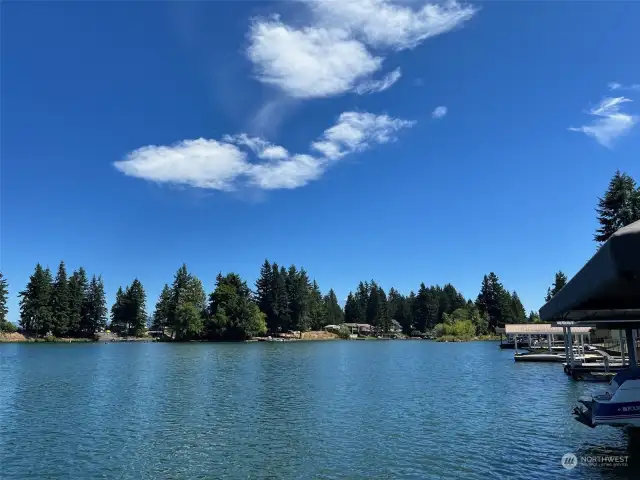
[539,220,640,323]
[504,323,592,334]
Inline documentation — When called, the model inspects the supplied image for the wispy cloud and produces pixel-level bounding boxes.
[247,1,477,99]
[354,68,402,95]
[114,112,415,192]
[431,106,447,119]
[608,82,640,92]
[569,96,638,148]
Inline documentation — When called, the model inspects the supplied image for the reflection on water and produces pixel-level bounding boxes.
[0,341,638,479]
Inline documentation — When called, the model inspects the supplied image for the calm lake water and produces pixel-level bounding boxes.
[1,340,638,479]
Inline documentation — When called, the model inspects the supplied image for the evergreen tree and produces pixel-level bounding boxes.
[594,170,640,244]
[366,281,381,326]
[50,261,70,336]
[67,267,88,336]
[124,279,146,336]
[344,292,359,324]
[388,288,412,334]
[510,291,526,323]
[151,284,172,334]
[166,264,206,340]
[528,310,542,323]
[545,271,568,302]
[19,264,53,336]
[255,260,276,331]
[207,273,266,340]
[307,280,326,330]
[84,275,107,335]
[323,289,344,326]
[273,265,290,331]
[413,283,437,332]
[110,286,127,334]
[354,281,369,323]
[287,266,310,332]
[376,286,391,333]
[0,272,9,332]
[476,272,510,331]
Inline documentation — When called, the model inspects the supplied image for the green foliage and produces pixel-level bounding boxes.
[528,310,542,323]
[0,272,9,332]
[323,289,344,326]
[84,275,107,335]
[166,265,206,340]
[68,267,88,336]
[151,284,172,334]
[49,261,70,336]
[19,264,53,336]
[475,272,512,331]
[594,171,640,244]
[336,324,351,339]
[207,273,266,340]
[545,271,567,302]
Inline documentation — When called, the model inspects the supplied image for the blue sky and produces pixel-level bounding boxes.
[2,1,640,322]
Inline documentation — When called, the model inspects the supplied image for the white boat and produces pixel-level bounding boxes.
[573,370,640,428]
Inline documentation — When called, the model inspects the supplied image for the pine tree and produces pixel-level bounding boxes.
[110,286,127,334]
[323,289,344,326]
[0,272,9,332]
[67,267,88,336]
[19,264,53,336]
[528,310,542,323]
[510,291,526,323]
[376,286,391,333]
[388,288,411,334]
[344,292,359,324]
[255,260,276,331]
[151,284,172,335]
[595,170,640,244]
[273,265,290,332]
[476,272,510,331]
[287,266,310,332]
[307,280,326,330]
[50,261,70,336]
[125,279,147,337]
[545,271,568,302]
[84,275,107,335]
[207,273,266,340]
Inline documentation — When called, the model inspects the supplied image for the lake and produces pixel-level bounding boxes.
[0,340,638,479]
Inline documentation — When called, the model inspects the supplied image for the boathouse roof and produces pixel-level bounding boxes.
[539,220,640,325]
[502,324,592,335]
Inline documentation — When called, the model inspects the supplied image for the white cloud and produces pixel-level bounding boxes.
[431,106,447,118]
[246,1,477,99]
[355,68,402,94]
[569,96,638,148]
[115,112,414,192]
[247,19,382,99]
[311,0,478,50]
[608,82,640,92]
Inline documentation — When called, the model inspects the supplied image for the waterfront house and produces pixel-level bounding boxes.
[342,323,373,336]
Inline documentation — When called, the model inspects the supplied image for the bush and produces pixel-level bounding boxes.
[0,322,18,333]
[337,325,352,339]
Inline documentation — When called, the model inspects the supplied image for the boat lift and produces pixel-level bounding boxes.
[539,220,640,432]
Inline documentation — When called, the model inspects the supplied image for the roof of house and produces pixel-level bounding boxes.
[539,220,640,324]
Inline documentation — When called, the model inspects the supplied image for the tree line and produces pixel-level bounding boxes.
[4,170,637,339]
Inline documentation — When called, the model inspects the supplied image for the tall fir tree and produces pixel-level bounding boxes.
[344,292,359,324]
[510,291,526,323]
[323,289,344,326]
[125,279,147,337]
[545,271,568,302]
[476,272,510,331]
[67,267,88,336]
[110,286,127,334]
[255,260,276,332]
[50,261,70,336]
[594,170,640,244]
[19,264,53,336]
[151,284,172,334]
[0,272,9,331]
[84,275,107,335]
[307,280,326,331]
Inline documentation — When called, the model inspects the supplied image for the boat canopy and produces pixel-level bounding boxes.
[504,324,591,335]
[539,220,640,325]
